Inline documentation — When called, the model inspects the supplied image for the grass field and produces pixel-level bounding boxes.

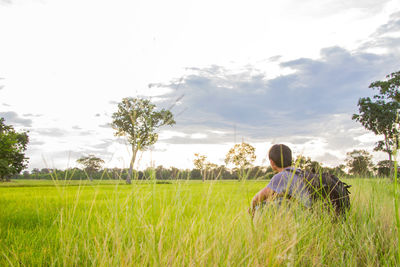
[0,178,399,266]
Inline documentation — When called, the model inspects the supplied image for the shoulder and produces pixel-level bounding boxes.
[270,171,284,180]
[267,171,287,184]
[270,167,297,180]
[268,167,301,185]
[266,170,291,192]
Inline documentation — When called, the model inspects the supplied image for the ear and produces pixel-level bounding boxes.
[269,159,277,169]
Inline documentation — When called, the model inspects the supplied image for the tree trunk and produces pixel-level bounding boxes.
[384,134,394,176]
[388,151,393,176]
[127,148,138,185]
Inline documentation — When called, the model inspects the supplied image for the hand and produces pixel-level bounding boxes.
[248,204,256,218]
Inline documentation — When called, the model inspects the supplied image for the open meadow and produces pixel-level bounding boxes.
[0,178,399,266]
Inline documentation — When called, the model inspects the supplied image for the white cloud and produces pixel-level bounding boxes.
[209,130,227,135]
[1,0,400,170]
[190,133,207,139]
[158,130,187,140]
[0,111,32,127]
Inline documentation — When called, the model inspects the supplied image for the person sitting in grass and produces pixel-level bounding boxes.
[250,144,311,215]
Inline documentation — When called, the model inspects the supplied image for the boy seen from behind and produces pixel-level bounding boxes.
[251,144,311,214]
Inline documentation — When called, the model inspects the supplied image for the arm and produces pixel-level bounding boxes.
[251,186,277,211]
[249,172,285,216]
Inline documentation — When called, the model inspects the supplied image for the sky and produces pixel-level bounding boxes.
[1,0,400,171]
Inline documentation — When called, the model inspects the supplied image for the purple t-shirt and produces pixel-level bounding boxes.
[266,167,311,207]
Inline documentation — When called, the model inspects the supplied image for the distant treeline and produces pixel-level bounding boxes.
[12,164,380,181]
[15,166,272,180]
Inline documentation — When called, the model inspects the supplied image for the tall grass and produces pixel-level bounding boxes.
[0,178,398,266]
[393,156,400,262]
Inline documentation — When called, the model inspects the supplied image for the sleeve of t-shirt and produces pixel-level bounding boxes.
[266,172,288,194]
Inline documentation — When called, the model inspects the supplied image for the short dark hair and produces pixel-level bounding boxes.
[268,144,292,168]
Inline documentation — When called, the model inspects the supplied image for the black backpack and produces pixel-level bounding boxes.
[293,169,351,215]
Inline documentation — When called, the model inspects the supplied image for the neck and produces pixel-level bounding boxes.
[273,166,286,173]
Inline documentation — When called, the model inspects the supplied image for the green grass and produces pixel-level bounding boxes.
[0,178,398,266]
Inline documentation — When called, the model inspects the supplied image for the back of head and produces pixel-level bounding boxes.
[269,144,292,168]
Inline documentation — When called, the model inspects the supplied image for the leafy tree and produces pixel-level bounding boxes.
[190,168,202,180]
[193,153,207,182]
[295,155,324,173]
[155,165,170,180]
[205,162,218,180]
[345,150,374,177]
[244,166,268,180]
[32,168,40,179]
[22,170,30,178]
[332,164,347,177]
[144,167,157,180]
[377,160,392,177]
[192,154,220,180]
[111,97,175,184]
[369,70,400,102]
[225,142,256,180]
[294,155,311,169]
[322,164,347,177]
[214,165,230,180]
[169,167,179,179]
[76,154,105,181]
[353,71,400,174]
[352,98,399,171]
[40,168,51,174]
[0,118,29,181]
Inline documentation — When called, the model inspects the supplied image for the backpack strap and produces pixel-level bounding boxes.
[279,168,305,199]
[283,168,317,194]
[284,167,304,177]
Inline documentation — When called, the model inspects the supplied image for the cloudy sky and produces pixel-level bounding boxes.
[1,0,400,171]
